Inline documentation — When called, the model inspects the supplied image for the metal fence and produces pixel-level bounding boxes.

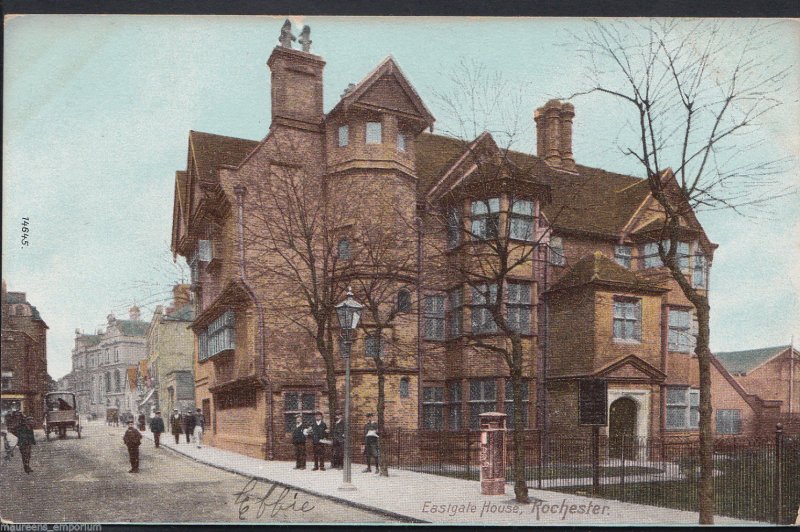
[371,425,799,524]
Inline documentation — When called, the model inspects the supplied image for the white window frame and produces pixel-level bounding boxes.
[613,298,641,341]
[666,387,699,430]
[471,284,498,334]
[199,309,235,360]
[470,198,500,240]
[668,308,693,353]
[397,133,406,152]
[614,245,632,269]
[338,125,349,147]
[366,121,382,144]
[509,198,534,241]
[284,391,316,432]
[448,381,462,431]
[507,282,532,334]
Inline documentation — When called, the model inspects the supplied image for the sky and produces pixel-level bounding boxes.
[3,16,799,379]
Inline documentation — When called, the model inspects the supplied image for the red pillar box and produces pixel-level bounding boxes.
[479,411,507,495]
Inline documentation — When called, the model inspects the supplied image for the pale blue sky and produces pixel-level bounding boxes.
[3,15,798,379]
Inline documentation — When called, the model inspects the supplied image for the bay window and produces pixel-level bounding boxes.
[614,245,632,268]
[199,309,235,361]
[423,295,445,340]
[507,283,532,334]
[469,378,496,429]
[471,284,498,334]
[509,198,534,241]
[471,198,500,240]
[422,386,444,430]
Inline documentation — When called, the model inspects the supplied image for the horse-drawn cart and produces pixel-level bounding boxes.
[43,392,81,440]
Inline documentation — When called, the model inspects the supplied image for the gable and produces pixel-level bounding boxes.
[360,74,422,117]
[594,355,667,382]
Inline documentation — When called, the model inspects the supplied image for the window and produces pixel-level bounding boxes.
[613,298,641,341]
[397,289,412,313]
[399,377,410,398]
[217,388,257,410]
[677,241,690,270]
[693,253,707,288]
[549,236,566,266]
[471,198,500,240]
[397,133,406,152]
[337,238,351,261]
[446,205,462,249]
[447,287,464,338]
[507,283,532,334]
[105,372,111,393]
[643,242,663,268]
[504,379,529,429]
[614,245,632,269]
[198,239,213,262]
[716,409,741,435]
[199,310,236,360]
[366,121,382,144]
[509,198,534,241]
[1,371,12,391]
[448,381,462,430]
[423,295,445,340]
[469,379,497,429]
[668,309,692,352]
[284,392,315,432]
[338,125,349,147]
[114,370,121,392]
[189,252,200,284]
[422,386,444,430]
[471,284,498,334]
[365,332,383,358]
[114,348,119,363]
[666,387,699,430]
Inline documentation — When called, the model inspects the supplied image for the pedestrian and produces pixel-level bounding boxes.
[17,415,36,474]
[149,410,165,448]
[192,408,204,448]
[291,415,307,470]
[170,409,182,444]
[362,412,379,473]
[331,410,344,469]
[137,413,146,431]
[310,411,328,471]
[183,409,195,444]
[123,420,142,473]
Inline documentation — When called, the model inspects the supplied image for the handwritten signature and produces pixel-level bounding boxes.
[233,477,316,520]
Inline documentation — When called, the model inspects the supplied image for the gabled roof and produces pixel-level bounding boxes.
[189,130,259,183]
[714,345,794,375]
[545,251,667,295]
[328,56,435,131]
[116,320,149,337]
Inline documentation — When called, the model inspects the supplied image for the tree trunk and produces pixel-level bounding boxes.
[319,332,339,431]
[376,356,389,476]
[511,338,529,503]
[695,298,714,524]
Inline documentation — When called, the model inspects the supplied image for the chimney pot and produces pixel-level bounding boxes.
[534,100,575,170]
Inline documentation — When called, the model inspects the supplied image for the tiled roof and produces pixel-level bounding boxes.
[189,130,259,182]
[547,251,666,293]
[185,129,651,237]
[79,334,102,347]
[165,303,194,322]
[116,320,149,337]
[714,345,792,375]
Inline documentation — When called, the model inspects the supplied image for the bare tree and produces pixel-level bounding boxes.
[569,19,794,524]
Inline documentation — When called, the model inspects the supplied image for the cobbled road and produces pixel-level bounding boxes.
[0,421,394,523]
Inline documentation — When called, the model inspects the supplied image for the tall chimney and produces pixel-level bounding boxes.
[534,99,575,170]
[129,305,141,321]
[172,284,191,309]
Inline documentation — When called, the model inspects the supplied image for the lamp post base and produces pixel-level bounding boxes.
[338,482,357,491]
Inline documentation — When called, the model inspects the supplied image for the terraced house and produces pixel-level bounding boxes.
[170,28,772,461]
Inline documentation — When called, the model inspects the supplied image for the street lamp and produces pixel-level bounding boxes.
[335,287,363,491]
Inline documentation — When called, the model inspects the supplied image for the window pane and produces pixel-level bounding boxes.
[666,387,687,405]
[397,133,406,152]
[366,122,382,144]
[338,125,349,147]
[284,392,298,411]
[666,406,686,429]
[510,218,533,240]
[301,393,315,411]
[511,199,533,215]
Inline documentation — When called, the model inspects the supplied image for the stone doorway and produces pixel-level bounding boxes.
[608,397,637,459]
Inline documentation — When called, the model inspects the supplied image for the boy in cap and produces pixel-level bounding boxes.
[123,420,142,473]
[291,415,307,469]
[362,413,379,473]
[170,409,182,444]
[149,410,165,448]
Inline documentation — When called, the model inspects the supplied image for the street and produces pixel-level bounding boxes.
[0,421,394,523]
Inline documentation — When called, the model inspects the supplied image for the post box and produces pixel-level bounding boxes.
[479,411,507,495]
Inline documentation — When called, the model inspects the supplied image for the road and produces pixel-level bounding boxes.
[0,421,394,523]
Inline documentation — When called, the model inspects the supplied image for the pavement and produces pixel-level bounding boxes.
[141,429,765,525]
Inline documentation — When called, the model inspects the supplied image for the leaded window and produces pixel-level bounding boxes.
[504,378,529,429]
[423,295,445,340]
[447,205,462,249]
[422,386,444,430]
[469,378,496,429]
[447,287,463,338]
[613,298,641,341]
[666,387,699,430]
[448,381,462,430]
[716,409,741,435]
[614,245,632,269]
[507,283,531,334]
[284,391,315,432]
[471,284,498,334]
[338,125,349,147]
[471,198,500,240]
[549,236,566,266]
[366,121,382,144]
[509,198,534,241]
[668,309,692,352]
[200,310,235,360]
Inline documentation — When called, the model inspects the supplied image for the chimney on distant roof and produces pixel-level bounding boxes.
[172,284,191,309]
[534,100,576,171]
[129,305,141,321]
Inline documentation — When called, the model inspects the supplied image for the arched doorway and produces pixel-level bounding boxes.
[609,397,637,459]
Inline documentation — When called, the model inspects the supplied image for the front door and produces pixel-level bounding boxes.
[608,397,637,459]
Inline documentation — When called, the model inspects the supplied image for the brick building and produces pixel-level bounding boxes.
[169,27,767,460]
[1,280,49,424]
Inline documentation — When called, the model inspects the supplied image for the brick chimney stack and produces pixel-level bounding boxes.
[266,37,326,132]
[534,100,576,171]
[172,283,191,309]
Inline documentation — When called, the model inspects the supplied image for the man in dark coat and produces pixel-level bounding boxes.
[183,409,195,444]
[291,415,307,469]
[331,411,344,469]
[310,411,328,471]
[137,413,146,431]
[170,409,182,444]
[17,415,36,474]
[149,411,165,448]
[362,413,379,473]
[123,420,142,473]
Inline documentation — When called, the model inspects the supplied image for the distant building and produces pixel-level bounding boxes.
[1,280,49,424]
[69,307,148,419]
[141,284,196,417]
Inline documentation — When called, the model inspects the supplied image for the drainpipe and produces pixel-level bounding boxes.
[416,204,424,428]
[233,184,275,460]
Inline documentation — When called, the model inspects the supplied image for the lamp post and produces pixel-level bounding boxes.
[335,287,363,491]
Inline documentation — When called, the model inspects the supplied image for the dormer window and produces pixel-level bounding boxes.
[471,198,500,240]
[397,133,406,152]
[366,122,382,144]
[338,125,349,147]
